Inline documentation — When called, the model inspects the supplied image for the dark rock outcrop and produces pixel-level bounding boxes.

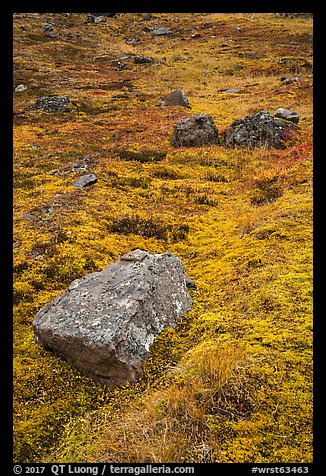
[134,55,155,64]
[33,249,193,387]
[170,114,218,147]
[224,110,296,149]
[30,96,71,113]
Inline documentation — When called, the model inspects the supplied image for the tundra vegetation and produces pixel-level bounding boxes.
[13,13,313,463]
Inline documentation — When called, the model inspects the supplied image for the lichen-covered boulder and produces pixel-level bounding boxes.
[30,96,71,112]
[33,249,193,387]
[170,114,218,147]
[224,110,296,149]
[152,28,172,36]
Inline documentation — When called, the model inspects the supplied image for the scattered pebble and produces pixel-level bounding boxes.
[225,88,240,93]
[142,13,153,20]
[152,28,172,36]
[125,38,139,45]
[72,174,97,189]
[43,24,54,32]
[15,84,28,92]
[274,107,299,124]
[280,76,299,85]
[94,16,107,23]
[134,55,155,64]
[22,213,37,220]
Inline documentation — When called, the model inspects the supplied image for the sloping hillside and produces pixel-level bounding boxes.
[13,13,313,463]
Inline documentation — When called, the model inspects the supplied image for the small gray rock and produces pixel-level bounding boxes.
[22,213,37,220]
[125,38,139,45]
[225,88,239,93]
[274,107,299,124]
[39,206,54,214]
[112,61,128,70]
[43,24,54,32]
[152,28,172,36]
[94,16,106,23]
[163,88,191,108]
[71,173,97,189]
[15,84,28,92]
[89,13,117,17]
[30,96,71,113]
[142,13,153,20]
[280,76,299,85]
[134,55,155,64]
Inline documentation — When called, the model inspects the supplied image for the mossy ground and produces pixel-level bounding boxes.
[13,13,313,463]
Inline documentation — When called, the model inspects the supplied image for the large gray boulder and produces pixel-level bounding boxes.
[224,110,296,149]
[33,249,193,387]
[170,114,218,147]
